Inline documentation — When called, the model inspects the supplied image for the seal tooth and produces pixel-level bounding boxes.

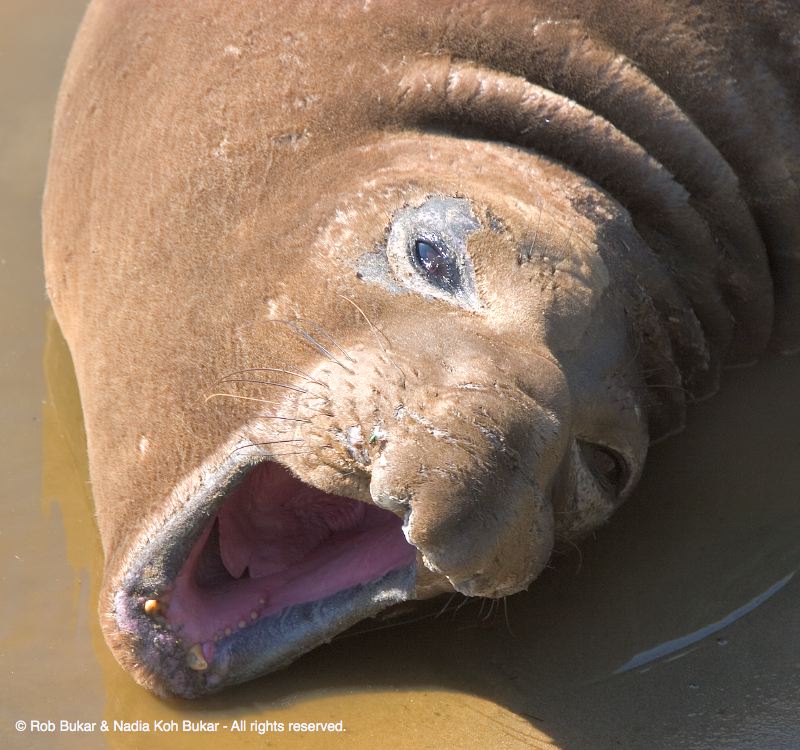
[250,610,258,621]
[238,619,247,629]
[186,643,208,672]
[224,627,232,636]
[143,599,160,616]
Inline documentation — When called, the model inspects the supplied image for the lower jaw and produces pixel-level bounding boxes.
[112,563,417,698]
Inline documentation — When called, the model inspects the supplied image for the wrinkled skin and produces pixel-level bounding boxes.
[43,0,799,697]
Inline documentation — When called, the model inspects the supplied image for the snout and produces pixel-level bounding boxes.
[369,384,566,598]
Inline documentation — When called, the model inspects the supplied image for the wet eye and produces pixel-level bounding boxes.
[580,442,628,495]
[412,239,461,292]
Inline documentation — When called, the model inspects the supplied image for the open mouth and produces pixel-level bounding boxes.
[113,458,417,697]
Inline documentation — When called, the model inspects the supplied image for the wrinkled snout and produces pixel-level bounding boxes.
[369,382,568,598]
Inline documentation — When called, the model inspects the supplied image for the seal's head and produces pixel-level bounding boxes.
[103,136,657,697]
[46,0,782,699]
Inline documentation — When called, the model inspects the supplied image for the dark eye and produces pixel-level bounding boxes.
[580,442,628,495]
[413,239,461,292]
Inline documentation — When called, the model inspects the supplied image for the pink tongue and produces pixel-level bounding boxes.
[217,463,372,578]
[165,462,416,644]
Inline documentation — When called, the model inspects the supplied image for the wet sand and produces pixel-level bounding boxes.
[2,3,799,749]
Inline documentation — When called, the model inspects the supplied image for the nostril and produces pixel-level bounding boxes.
[369,488,410,517]
[368,451,413,518]
[369,469,411,518]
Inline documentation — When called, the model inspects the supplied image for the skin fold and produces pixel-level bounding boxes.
[42,0,799,697]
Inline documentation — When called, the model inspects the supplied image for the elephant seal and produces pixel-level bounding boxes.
[43,0,799,698]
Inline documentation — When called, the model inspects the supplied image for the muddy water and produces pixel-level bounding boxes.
[2,3,800,749]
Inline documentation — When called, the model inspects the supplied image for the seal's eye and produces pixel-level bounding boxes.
[580,442,628,495]
[412,239,461,292]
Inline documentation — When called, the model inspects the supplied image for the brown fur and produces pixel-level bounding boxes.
[43,0,799,696]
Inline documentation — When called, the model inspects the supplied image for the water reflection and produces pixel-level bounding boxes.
[614,571,796,675]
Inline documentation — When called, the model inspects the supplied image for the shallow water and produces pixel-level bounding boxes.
[2,3,799,749]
